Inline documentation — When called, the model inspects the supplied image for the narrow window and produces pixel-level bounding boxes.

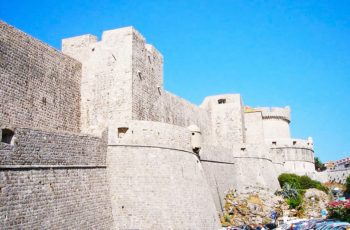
[293,141,297,145]
[118,127,129,138]
[1,129,15,145]
[272,141,277,145]
[218,99,226,104]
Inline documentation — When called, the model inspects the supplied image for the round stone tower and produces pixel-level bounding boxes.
[258,106,291,141]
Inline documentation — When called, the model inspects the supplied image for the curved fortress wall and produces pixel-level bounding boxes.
[107,121,220,229]
[200,144,280,212]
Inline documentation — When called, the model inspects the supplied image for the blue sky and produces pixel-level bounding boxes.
[1,0,349,162]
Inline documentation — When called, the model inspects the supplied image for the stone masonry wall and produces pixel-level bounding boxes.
[0,128,113,229]
[244,111,265,144]
[327,169,350,184]
[0,128,106,165]
[270,146,315,175]
[201,144,280,212]
[107,121,220,229]
[201,95,246,146]
[0,169,113,229]
[130,31,212,140]
[62,28,134,137]
[0,20,81,132]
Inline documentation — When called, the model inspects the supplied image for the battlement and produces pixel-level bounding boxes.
[255,106,291,123]
[267,138,314,150]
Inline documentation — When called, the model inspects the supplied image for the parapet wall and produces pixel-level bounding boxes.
[0,128,113,229]
[270,144,315,175]
[0,128,106,166]
[0,21,81,133]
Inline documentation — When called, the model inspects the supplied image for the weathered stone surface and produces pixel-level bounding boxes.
[0,21,81,133]
[0,169,113,229]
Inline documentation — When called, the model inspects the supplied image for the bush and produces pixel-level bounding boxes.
[278,173,328,193]
[328,200,350,222]
[300,175,329,193]
[278,173,302,189]
[287,194,303,209]
[300,175,314,189]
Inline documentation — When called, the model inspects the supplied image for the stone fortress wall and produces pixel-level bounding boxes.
[0,21,113,229]
[0,21,81,133]
[1,20,317,229]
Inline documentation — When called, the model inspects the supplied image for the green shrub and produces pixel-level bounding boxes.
[278,173,302,189]
[300,175,329,193]
[278,173,328,193]
[300,175,314,189]
[286,194,303,209]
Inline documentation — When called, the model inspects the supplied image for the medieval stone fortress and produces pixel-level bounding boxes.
[0,20,345,229]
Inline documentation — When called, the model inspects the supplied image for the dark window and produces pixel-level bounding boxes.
[272,141,277,145]
[218,99,226,104]
[1,129,15,144]
[118,127,129,138]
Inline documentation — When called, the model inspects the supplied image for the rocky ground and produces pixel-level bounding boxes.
[220,188,330,227]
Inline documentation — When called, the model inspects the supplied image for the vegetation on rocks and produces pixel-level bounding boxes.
[276,174,330,217]
[278,173,328,193]
[220,189,289,227]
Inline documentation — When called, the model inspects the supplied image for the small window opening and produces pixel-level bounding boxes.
[1,129,15,145]
[272,141,277,145]
[42,97,47,105]
[218,99,226,104]
[293,141,297,145]
[91,48,95,52]
[118,127,129,138]
[193,147,200,155]
[192,133,195,136]
[241,147,246,151]
[137,71,142,80]
[148,56,151,64]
